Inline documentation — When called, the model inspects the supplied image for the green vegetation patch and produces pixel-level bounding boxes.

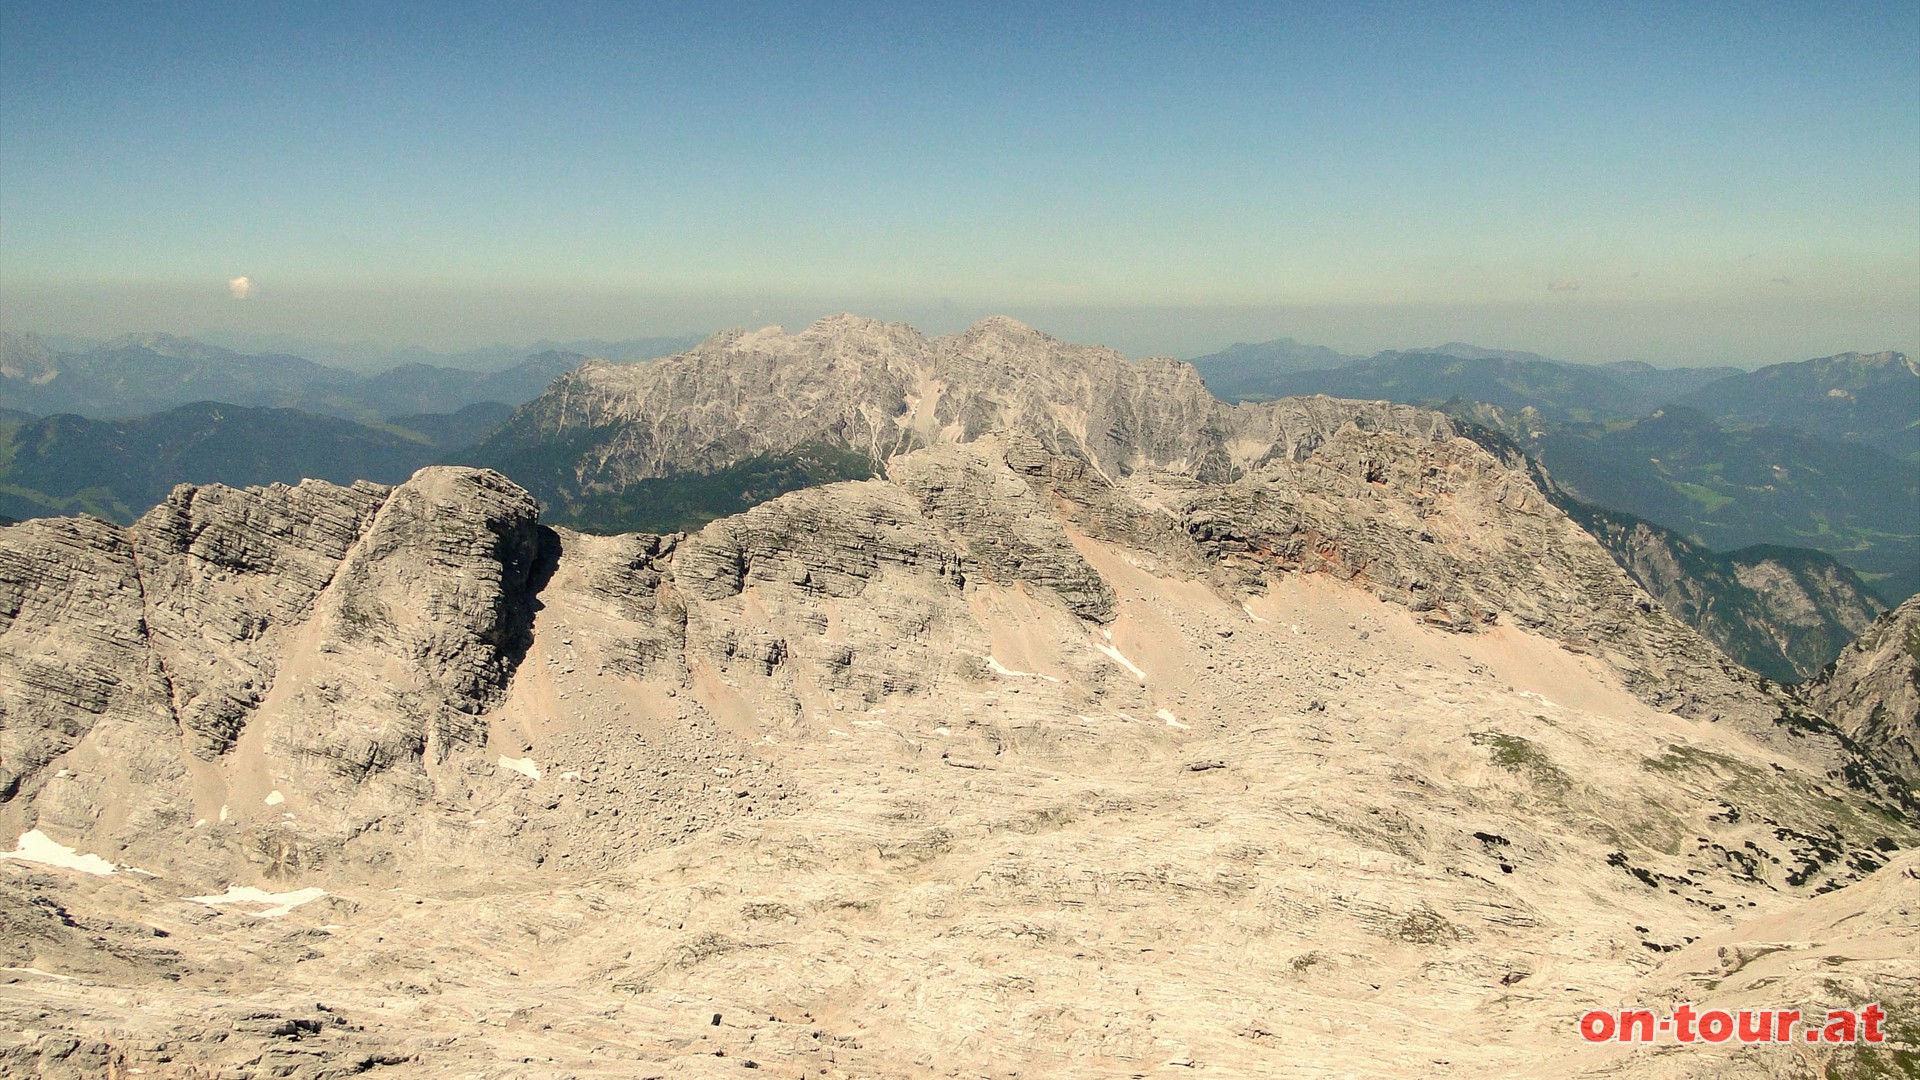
[1470,731,1570,791]
[1672,481,1735,513]
[1642,742,1747,776]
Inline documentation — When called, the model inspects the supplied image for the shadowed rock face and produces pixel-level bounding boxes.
[1562,505,1885,683]
[1804,595,1920,786]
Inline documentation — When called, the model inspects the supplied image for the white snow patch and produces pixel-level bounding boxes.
[53,769,72,779]
[987,656,1062,682]
[828,729,849,737]
[0,830,118,876]
[1156,708,1188,729]
[1,966,74,982]
[187,885,328,917]
[194,819,207,829]
[1290,624,1302,635]
[933,726,951,736]
[1241,604,1269,624]
[263,790,285,806]
[498,755,541,780]
[1518,691,1560,709]
[1093,642,1146,679]
[558,771,582,781]
[218,805,230,823]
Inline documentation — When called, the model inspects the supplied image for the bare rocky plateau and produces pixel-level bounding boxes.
[1,316,1915,1078]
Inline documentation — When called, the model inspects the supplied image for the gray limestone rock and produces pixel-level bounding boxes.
[1803,595,1920,786]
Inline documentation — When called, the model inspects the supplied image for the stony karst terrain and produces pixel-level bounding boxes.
[1,317,1915,1078]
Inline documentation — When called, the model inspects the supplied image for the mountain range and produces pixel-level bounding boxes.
[1193,341,1917,465]
[1677,349,1919,462]
[0,333,684,422]
[38,331,706,375]
[2,314,1914,1074]
[0,322,1907,684]
[1196,340,1918,601]
[0,402,463,524]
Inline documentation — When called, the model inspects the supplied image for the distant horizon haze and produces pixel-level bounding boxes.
[1,283,1912,370]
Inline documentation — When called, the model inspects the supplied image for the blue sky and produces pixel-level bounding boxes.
[2,1,1915,363]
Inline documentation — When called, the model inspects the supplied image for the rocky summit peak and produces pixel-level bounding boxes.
[103,332,227,360]
[1794,349,1912,378]
[694,325,781,351]
[805,311,913,335]
[958,313,1046,340]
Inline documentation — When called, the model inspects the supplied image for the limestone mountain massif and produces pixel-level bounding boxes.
[1,316,1917,1078]
[470,314,1455,521]
[476,317,1910,675]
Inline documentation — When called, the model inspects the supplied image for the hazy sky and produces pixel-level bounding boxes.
[3,2,1916,364]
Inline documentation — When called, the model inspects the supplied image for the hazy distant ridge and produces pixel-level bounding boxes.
[0,332,693,421]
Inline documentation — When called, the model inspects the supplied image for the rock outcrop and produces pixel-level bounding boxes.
[0,469,560,876]
[1803,595,1920,787]
[132,478,390,758]
[0,516,170,808]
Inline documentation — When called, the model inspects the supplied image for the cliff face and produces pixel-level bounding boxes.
[0,468,557,878]
[1729,546,1889,667]
[1804,595,1920,786]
